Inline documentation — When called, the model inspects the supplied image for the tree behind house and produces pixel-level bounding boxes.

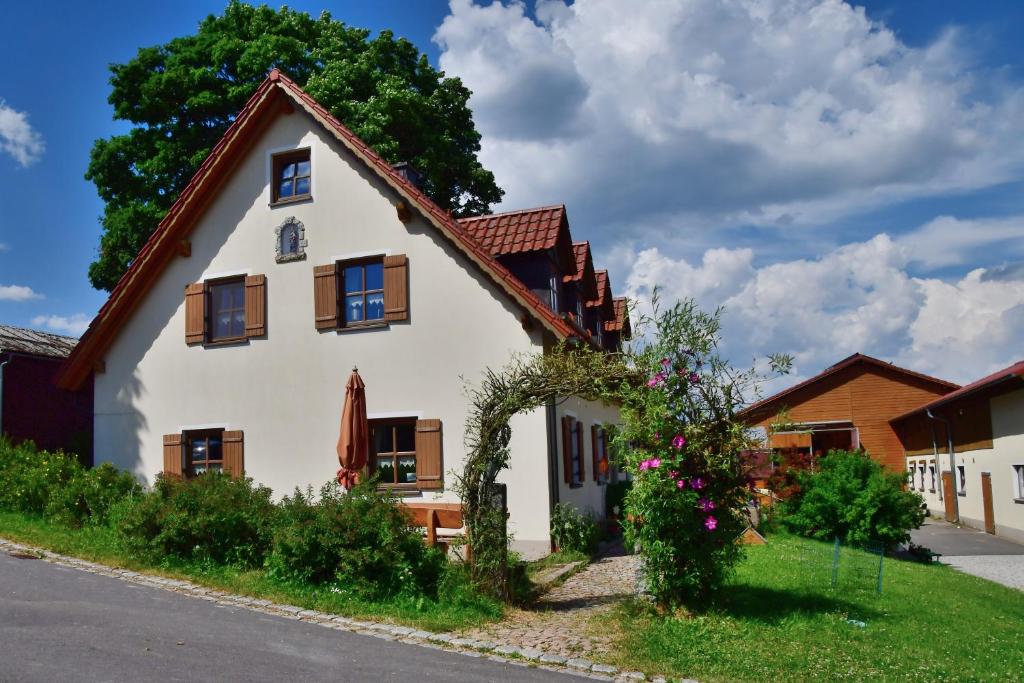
[86,0,503,290]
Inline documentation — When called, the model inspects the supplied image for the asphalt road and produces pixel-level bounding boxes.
[0,552,578,682]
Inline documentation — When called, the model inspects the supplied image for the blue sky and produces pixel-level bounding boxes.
[2,1,1024,385]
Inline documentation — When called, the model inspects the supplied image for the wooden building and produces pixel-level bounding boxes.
[738,353,958,472]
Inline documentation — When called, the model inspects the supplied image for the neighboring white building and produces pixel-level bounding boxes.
[893,361,1024,545]
[59,70,629,558]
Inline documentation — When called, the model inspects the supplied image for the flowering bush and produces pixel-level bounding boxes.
[617,298,790,608]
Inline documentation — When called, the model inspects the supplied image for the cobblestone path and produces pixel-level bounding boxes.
[458,544,641,660]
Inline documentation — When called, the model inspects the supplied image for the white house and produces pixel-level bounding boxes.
[893,361,1024,545]
[59,70,629,558]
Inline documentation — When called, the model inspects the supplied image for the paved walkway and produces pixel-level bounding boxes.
[910,519,1024,591]
[458,544,641,661]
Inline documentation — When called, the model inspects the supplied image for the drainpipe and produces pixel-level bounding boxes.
[545,398,561,552]
[927,409,959,524]
[0,354,11,439]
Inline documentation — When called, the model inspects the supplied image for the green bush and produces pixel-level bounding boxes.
[268,481,445,599]
[781,449,925,548]
[550,502,599,554]
[45,463,141,527]
[0,438,82,514]
[113,473,277,568]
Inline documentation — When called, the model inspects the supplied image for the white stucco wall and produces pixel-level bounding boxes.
[908,388,1024,545]
[93,109,566,542]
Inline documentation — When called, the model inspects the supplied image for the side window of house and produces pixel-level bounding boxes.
[908,464,916,489]
[163,429,244,479]
[592,425,609,485]
[561,416,585,487]
[918,464,926,491]
[184,274,266,345]
[368,418,443,491]
[929,463,936,492]
[272,149,311,204]
[549,272,559,312]
[957,464,966,494]
[343,259,385,325]
[1013,464,1024,501]
[312,255,408,330]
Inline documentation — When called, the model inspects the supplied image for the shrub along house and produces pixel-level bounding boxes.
[58,70,629,558]
[738,353,959,474]
[892,361,1024,544]
[1,325,93,462]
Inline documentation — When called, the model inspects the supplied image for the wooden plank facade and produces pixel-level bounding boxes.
[740,354,958,472]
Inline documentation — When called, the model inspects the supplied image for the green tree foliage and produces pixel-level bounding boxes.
[782,449,925,548]
[86,0,503,290]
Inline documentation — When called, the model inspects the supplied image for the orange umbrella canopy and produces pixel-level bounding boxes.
[336,367,368,489]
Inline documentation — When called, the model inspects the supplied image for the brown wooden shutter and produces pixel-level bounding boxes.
[244,274,266,338]
[222,430,244,479]
[561,416,573,484]
[313,264,338,330]
[383,254,409,322]
[185,283,206,344]
[162,433,184,478]
[592,425,600,482]
[576,422,585,483]
[415,419,443,489]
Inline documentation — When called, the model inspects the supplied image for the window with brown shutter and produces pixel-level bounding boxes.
[561,416,583,487]
[186,275,266,344]
[367,417,442,491]
[592,425,608,485]
[185,283,206,344]
[163,433,184,478]
[383,254,409,322]
[575,421,585,484]
[313,264,339,329]
[222,430,244,479]
[184,429,224,477]
[244,275,266,338]
[561,416,573,484]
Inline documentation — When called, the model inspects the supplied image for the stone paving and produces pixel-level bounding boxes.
[458,543,642,660]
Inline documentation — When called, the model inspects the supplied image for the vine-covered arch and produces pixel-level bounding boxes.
[455,344,636,597]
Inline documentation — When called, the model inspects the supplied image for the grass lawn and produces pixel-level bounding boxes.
[0,511,501,632]
[602,533,1024,681]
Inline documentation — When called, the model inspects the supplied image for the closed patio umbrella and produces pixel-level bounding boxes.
[336,367,368,490]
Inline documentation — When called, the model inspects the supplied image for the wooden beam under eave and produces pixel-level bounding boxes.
[396,201,412,224]
[92,359,105,374]
[178,239,191,257]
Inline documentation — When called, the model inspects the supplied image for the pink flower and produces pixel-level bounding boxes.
[697,497,716,512]
[646,376,659,388]
[704,515,718,531]
[638,460,650,471]
[653,432,661,441]
[676,479,686,489]
[668,470,678,479]
[660,358,673,371]
[689,372,700,383]
[649,458,661,468]
[691,477,706,490]
[672,434,686,450]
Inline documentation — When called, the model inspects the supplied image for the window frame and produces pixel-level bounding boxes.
[369,418,419,489]
[929,462,936,493]
[549,271,559,313]
[205,276,247,344]
[271,148,312,205]
[338,256,386,329]
[569,419,584,488]
[184,428,225,478]
[957,464,967,495]
[908,464,916,490]
[594,425,609,486]
[1013,464,1024,502]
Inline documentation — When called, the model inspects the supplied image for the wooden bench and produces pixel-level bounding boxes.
[402,502,471,562]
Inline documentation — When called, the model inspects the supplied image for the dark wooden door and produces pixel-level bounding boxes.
[942,471,956,522]
[981,472,995,534]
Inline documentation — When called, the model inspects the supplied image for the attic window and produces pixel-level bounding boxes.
[272,149,311,204]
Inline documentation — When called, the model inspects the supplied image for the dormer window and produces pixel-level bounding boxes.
[549,273,559,312]
[272,149,311,204]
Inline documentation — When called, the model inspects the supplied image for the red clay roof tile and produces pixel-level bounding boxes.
[457,206,566,256]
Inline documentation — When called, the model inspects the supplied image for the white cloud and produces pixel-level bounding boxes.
[0,99,44,167]
[623,233,1024,386]
[30,314,90,337]
[0,243,9,252]
[897,215,1024,271]
[436,0,1024,233]
[0,285,42,301]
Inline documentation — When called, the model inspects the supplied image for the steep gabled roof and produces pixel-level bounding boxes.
[59,70,580,389]
[891,360,1024,423]
[738,353,959,419]
[457,206,565,256]
[606,297,631,338]
[564,241,598,299]
[0,325,78,359]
